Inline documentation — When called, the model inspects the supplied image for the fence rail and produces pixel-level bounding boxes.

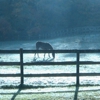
[0,48,100,86]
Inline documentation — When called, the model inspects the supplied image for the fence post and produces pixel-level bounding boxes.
[20,48,24,87]
[76,52,80,86]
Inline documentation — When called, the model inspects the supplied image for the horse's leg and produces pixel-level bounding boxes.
[37,53,39,58]
[34,52,39,58]
[33,53,37,61]
[48,53,50,58]
[42,53,45,61]
[44,53,45,58]
[36,47,39,58]
[34,53,36,58]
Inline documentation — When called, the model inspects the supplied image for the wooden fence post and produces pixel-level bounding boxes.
[76,52,80,86]
[20,48,24,87]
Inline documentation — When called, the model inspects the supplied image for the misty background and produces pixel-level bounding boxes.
[1,0,100,90]
[0,0,100,41]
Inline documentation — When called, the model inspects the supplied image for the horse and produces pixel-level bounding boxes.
[34,41,55,58]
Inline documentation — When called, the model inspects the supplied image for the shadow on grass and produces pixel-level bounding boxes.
[11,88,21,100]
[1,85,100,100]
[74,85,79,100]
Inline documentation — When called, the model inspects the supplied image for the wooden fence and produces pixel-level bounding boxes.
[0,48,100,86]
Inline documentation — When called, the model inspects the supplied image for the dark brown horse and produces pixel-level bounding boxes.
[34,41,55,58]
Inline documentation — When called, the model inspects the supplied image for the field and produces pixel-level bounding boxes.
[1,86,100,100]
[0,33,100,99]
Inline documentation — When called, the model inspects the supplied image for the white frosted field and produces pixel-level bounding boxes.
[0,33,100,87]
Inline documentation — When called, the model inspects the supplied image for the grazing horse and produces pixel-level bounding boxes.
[34,41,55,58]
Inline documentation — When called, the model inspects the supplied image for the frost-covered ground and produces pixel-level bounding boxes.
[0,33,100,87]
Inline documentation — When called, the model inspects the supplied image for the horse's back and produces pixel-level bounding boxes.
[36,41,53,50]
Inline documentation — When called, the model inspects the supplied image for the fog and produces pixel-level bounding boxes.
[0,0,100,41]
[1,0,100,91]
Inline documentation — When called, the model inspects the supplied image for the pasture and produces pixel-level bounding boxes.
[1,86,100,100]
[1,35,100,99]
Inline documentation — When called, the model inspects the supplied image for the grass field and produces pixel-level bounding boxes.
[1,34,100,99]
[0,86,100,100]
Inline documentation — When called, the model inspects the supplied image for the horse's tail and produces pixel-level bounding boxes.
[50,44,55,58]
[52,50,55,58]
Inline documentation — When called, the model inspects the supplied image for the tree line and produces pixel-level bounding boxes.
[0,0,100,41]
